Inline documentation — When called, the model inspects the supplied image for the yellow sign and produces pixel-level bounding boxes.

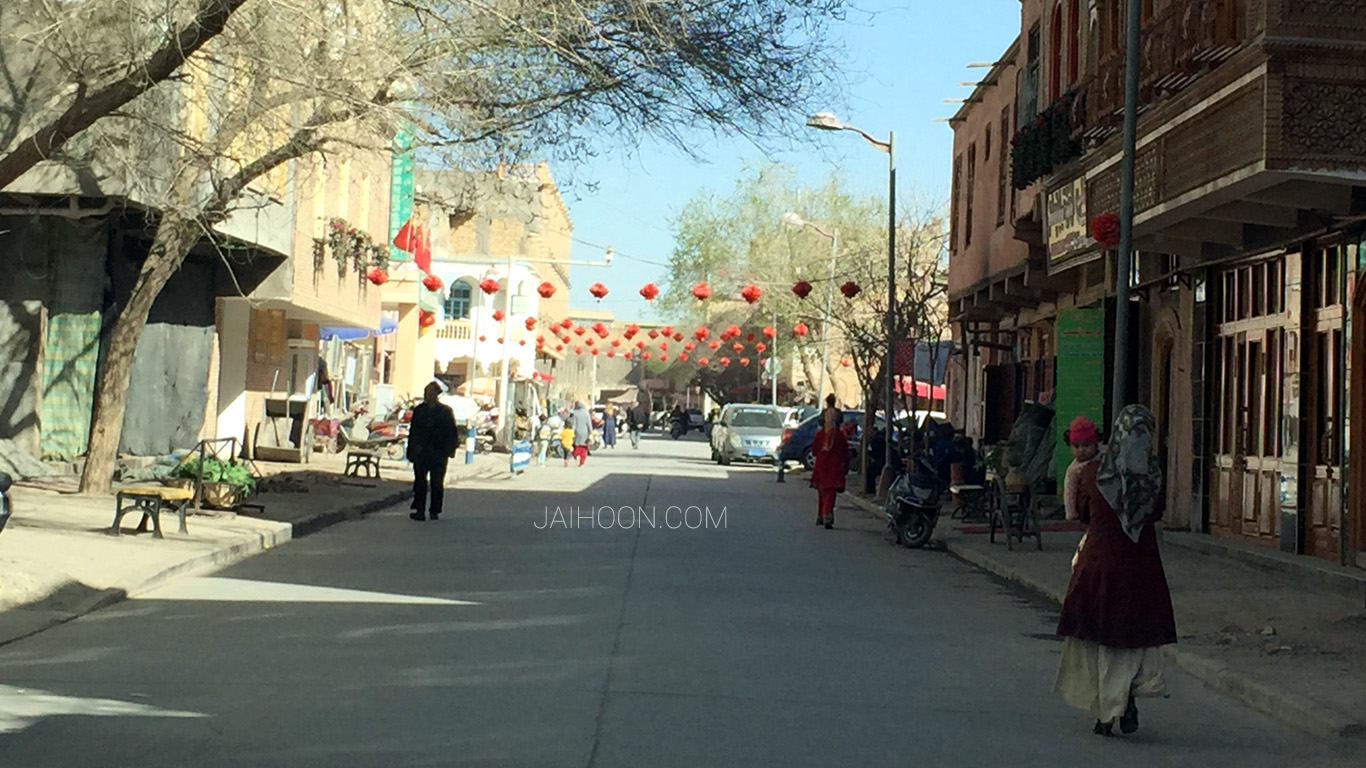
[1046,176,1090,264]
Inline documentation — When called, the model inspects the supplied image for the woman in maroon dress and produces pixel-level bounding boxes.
[1054,404,1176,737]
[809,409,849,529]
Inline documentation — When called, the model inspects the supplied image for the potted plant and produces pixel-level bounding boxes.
[169,457,257,510]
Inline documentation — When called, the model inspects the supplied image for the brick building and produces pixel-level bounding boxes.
[948,0,1366,565]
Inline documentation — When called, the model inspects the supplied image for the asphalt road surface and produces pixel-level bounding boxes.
[0,432,1358,767]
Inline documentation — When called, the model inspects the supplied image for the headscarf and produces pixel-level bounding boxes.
[1096,404,1162,543]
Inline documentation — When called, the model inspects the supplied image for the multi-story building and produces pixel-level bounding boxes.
[948,0,1366,565]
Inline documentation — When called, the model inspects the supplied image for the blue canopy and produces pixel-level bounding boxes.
[319,316,398,341]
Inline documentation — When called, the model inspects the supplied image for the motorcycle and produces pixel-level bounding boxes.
[0,469,12,535]
[884,453,942,548]
[669,418,685,439]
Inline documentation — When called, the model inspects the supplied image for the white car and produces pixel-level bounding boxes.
[710,404,788,465]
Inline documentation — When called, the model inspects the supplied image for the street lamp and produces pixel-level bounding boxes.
[806,111,897,501]
[780,212,838,406]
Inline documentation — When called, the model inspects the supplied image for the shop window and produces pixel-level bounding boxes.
[445,280,472,319]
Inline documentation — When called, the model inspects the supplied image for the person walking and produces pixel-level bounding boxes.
[809,408,849,529]
[535,417,553,467]
[569,400,593,466]
[602,405,618,449]
[626,405,643,449]
[406,382,459,521]
[1053,404,1176,737]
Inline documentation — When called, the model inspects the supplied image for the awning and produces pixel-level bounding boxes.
[893,376,946,400]
[319,316,398,341]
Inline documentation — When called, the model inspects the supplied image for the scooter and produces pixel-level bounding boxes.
[884,453,942,548]
[0,469,12,535]
[669,418,685,439]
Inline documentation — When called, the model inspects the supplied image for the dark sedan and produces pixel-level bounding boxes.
[778,409,888,470]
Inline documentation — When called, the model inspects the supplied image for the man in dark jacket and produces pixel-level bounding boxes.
[407,382,459,521]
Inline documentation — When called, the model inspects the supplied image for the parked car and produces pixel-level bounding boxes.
[710,404,788,465]
[779,409,889,470]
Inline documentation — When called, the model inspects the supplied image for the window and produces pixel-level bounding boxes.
[997,107,1010,225]
[965,143,977,247]
[1068,0,1081,86]
[951,154,963,254]
[445,280,473,319]
[984,125,992,163]
[1019,24,1041,127]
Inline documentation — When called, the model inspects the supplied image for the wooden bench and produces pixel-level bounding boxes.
[344,451,382,478]
[111,486,194,538]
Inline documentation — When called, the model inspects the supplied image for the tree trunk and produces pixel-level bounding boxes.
[800,345,823,404]
[79,215,201,494]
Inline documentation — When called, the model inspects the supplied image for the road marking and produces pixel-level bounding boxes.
[136,577,478,606]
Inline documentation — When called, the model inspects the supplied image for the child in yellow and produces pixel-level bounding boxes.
[558,425,574,466]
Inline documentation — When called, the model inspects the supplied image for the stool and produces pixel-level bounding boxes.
[344,451,382,478]
[112,486,193,538]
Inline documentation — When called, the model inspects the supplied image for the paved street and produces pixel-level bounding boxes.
[0,434,1359,767]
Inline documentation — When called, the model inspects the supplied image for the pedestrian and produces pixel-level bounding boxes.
[558,422,575,466]
[1063,416,1101,522]
[809,407,849,529]
[602,404,618,449]
[1053,404,1176,737]
[406,381,459,521]
[626,405,643,449]
[535,418,553,467]
[569,400,593,466]
[864,425,886,495]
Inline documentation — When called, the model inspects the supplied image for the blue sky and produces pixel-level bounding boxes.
[559,1,1020,320]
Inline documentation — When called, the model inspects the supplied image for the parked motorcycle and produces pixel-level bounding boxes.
[884,454,942,548]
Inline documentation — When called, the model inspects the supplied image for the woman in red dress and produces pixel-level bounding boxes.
[1053,404,1177,737]
[809,409,849,529]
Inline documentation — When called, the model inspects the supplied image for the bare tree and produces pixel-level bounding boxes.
[6,0,850,493]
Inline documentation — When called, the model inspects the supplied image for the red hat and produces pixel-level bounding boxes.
[1068,416,1098,446]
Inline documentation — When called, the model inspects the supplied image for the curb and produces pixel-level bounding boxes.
[844,494,1363,738]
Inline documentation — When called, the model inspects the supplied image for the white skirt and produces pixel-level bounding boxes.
[1053,637,1167,723]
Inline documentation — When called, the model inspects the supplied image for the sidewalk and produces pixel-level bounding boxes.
[844,493,1366,739]
[0,451,508,647]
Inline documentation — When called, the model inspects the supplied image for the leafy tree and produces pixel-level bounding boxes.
[0,0,850,493]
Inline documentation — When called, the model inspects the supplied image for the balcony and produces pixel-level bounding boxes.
[436,319,472,340]
[1077,0,1243,140]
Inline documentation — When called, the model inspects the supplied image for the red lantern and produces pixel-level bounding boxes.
[611,339,622,347]
[694,326,709,341]
[725,324,741,339]
[840,281,861,299]
[720,356,731,366]
[366,267,389,286]
[841,357,852,367]
[699,357,710,366]
[519,340,527,346]
[561,318,574,330]
[419,310,436,329]
[624,351,633,360]
[658,353,668,362]
[708,340,720,350]
[762,326,776,339]
[732,342,744,352]
[659,341,669,351]
[574,325,587,336]
[661,325,674,337]
[623,324,640,339]
[740,357,751,367]
[679,353,689,362]
[691,282,712,301]
[479,335,487,342]
[585,337,595,346]
[792,280,813,299]
[556,344,564,351]
[491,309,505,321]
[1090,212,1122,247]
[607,350,616,358]
[648,329,660,339]
[746,332,756,342]
[537,334,546,343]
[636,340,646,349]
[793,322,809,337]
[422,273,444,292]
[589,282,609,300]
[537,281,556,298]
[639,282,660,301]
[673,333,684,342]
[525,317,537,330]
[642,352,652,360]
[574,346,583,354]
[683,341,696,351]
[591,348,599,356]
[479,277,499,295]
[496,337,504,344]
[560,334,571,343]
[740,283,762,304]
[755,342,767,354]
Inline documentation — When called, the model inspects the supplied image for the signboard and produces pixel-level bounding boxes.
[510,440,533,473]
[387,127,415,262]
[1046,176,1091,265]
[1054,307,1106,486]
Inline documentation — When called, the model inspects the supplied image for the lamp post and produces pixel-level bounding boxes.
[806,112,897,500]
[1113,0,1142,421]
[779,212,838,405]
